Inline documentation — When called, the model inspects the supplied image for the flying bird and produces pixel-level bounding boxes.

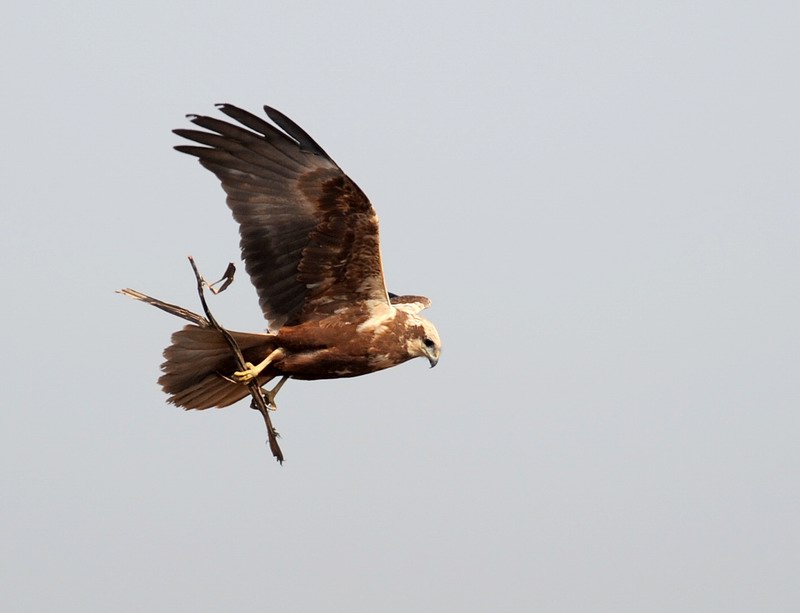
[129,104,441,412]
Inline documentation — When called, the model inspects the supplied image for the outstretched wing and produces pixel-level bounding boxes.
[174,104,390,329]
[389,293,432,314]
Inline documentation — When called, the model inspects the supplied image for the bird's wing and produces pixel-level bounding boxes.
[389,293,432,314]
[174,104,391,329]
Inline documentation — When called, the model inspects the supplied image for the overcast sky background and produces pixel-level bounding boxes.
[2,2,799,611]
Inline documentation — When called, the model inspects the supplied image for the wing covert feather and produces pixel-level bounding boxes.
[174,105,390,329]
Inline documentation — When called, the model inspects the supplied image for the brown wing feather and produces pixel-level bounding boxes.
[389,294,432,313]
[174,104,390,329]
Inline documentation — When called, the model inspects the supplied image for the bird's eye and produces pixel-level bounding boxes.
[424,338,435,348]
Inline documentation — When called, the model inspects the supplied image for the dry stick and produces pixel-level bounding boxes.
[206,262,236,295]
[117,288,209,327]
[187,256,284,464]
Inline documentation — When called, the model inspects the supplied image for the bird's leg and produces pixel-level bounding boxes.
[232,348,285,383]
[249,376,289,413]
[261,375,289,411]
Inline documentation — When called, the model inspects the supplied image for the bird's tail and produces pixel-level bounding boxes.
[159,324,276,410]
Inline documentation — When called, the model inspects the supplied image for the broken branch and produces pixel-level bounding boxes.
[187,257,284,464]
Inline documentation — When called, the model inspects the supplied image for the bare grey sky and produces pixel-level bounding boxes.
[2,1,799,611]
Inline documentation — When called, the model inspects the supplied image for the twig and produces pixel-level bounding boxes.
[188,257,284,464]
[206,262,236,295]
[116,288,209,327]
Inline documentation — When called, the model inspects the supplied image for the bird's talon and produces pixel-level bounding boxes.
[232,362,258,383]
[260,390,278,411]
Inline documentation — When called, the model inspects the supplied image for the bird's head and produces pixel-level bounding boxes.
[408,317,441,368]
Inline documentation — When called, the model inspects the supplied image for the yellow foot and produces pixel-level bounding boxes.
[231,348,285,384]
[233,362,259,383]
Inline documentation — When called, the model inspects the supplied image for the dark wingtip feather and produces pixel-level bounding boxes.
[214,103,239,115]
[214,104,283,139]
[173,144,209,157]
[263,105,331,160]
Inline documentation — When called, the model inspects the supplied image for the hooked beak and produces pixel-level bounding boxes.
[425,348,440,368]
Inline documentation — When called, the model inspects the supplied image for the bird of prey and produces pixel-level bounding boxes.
[128,104,441,412]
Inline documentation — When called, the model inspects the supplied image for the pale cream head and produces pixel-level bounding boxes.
[406,315,441,367]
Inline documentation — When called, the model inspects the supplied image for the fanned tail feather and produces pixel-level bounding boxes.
[159,325,275,410]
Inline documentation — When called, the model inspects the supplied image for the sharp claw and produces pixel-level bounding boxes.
[232,362,258,383]
[259,388,278,411]
[232,349,284,384]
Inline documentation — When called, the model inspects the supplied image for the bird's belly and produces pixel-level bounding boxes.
[278,349,400,381]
